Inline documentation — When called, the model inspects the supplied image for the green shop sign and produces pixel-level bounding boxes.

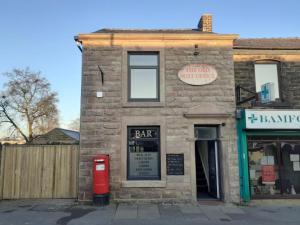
[245,110,300,129]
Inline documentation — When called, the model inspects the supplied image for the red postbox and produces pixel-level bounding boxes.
[93,155,109,205]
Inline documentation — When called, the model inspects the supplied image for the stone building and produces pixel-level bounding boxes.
[76,14,240,203]
[234,39,300,201]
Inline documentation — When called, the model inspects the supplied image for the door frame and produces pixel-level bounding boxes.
[194,126,221,200]
[214,141,220,199]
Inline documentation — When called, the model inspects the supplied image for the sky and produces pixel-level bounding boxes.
[0,0,299,128]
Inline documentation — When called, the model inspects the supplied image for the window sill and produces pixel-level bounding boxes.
[253,101,291,108]
[122,102,165,108]
[121,180,166,188]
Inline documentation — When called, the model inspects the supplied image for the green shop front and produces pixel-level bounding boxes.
[237,109,300,201]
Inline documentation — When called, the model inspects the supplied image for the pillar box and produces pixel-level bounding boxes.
[93,155,109,205]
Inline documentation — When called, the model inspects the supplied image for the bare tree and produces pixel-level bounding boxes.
[67,117,80,131]
[0,68,59,143]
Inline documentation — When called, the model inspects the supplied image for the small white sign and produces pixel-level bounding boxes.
[261,156,274,166]
[245,110,300,129]
[96,91,103,98]
[261,156,268,165]
[293,162,300,171]
[250,169,256,179]
[96,164,105,171]
[290,154,300,162]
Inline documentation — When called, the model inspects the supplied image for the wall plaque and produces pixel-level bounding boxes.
[178,64,218,86]
[166,154,184,175]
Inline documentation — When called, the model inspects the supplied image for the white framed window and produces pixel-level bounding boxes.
[254,63,280,102]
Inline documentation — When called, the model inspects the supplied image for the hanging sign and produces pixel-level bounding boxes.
[245,110,300,129]
[178,64,218,86]
[260,83,275,103]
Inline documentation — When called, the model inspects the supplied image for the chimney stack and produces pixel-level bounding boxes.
[198,14,212,32]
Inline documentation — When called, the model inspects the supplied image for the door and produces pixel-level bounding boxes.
[208,140,220,199]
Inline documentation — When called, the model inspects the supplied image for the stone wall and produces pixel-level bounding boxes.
[79,43,240,203]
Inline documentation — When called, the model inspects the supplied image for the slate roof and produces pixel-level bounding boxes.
[93,28,215,34]
[57,128,80,141]
[234,38,300,49]
[31,128,80,145]
[88,28,300,49]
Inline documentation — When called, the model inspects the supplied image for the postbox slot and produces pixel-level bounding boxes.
[95,159,105,162]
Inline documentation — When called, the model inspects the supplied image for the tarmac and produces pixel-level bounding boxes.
[0,199,300,225]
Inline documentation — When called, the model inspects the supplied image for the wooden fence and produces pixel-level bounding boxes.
[0,145,79,199]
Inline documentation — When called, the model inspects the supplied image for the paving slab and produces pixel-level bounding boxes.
[115,204,137,219]
[0,208,68,225]
[68,205,116,225]
[138,204,160,219]
[158,204,182,218]
[178,203,203,214]
[221,205,245,214]
[198,205,232,222]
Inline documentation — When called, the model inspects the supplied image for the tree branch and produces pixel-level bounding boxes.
[0,104,29,142]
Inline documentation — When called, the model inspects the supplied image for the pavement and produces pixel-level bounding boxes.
[0,199,300,225]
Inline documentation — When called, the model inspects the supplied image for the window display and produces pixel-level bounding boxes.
[248,137,300,197]
[127,126,160,180]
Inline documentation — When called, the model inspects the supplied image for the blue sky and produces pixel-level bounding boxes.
[0,0,299,127]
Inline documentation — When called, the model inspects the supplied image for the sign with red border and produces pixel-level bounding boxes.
[178,64,218,86]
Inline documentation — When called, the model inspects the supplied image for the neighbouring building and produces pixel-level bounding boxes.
[234,39,300,201]
[31,128,80,145]
[75,14,300,203]
[0,137,26,145]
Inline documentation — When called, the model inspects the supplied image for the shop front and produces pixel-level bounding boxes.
[237,109,300,201]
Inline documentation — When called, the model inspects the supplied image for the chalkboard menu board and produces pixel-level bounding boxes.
[166,154,184,175]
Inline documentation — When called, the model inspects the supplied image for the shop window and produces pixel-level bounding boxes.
[254,63,280,102]
[128,53,159,101]
[127,126,160,180]
[248,137,300,197]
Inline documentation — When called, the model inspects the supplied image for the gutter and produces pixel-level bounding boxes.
[74,36,82,52]
[234,46,300,50]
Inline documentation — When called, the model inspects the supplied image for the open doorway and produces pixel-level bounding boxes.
[195,126,221,200]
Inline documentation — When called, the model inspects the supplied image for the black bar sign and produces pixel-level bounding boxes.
[166,154,184,175]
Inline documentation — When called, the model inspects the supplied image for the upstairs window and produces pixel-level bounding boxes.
[254,63,280,102]
[128,53,159,101]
